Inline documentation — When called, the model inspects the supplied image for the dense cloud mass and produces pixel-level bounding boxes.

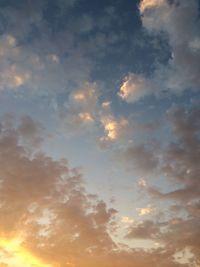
[119,103,200,264]
[119,0,200,103]
[1,115,197,266]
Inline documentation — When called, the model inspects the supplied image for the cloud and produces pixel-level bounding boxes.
[138,178,147,188]
[118,144,159,175]
[99,115,130,148]
[139,0,166,13]
[59,82,99,132]
[136,206,155,216]
[121,216,134,224]
[1,114,197,266]
[118,0,200,103]
[118,73,156,103]
[0,0,93,95]
[0,32,77,93]
[116,102,200,262]
[0,115,118,266]
[126,220,159,239]
[119,103,200,204]
[148,105,200,202]
[69,82,99,111]
[140,0,200,91]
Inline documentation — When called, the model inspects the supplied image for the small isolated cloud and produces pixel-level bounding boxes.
[70,82,98,110]
[60,82,99,132]
[136,205,155,216]
[101,101,111,109]
[0,35,31,90]
[99,115,130,148]
[77,112,94,123]
[118,73,155,103]
[0,64,31,90]
[138,178,147,188]
[121,216,134,224]
[47,54,60,64]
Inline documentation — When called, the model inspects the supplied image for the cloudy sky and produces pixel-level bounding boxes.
[0,0,200,266]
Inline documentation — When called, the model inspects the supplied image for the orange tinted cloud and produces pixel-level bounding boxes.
[0,115,199,267]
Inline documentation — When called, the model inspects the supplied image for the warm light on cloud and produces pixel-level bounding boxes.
[118,73,154,103]
[73,92,86,101]
[0,64,31,90]
[47,54,60,64]
[0,0,200,266]
[78,112,94,123]
[139,0,166,13]
[101,101,111,108]
[0,237,51,267]
[0,34,17,57]
[138,178,147,188]
[136,206,155,216]
[5,35,17,47]
[71,83,98,104]
[121,216,134,224]
[100,116,130,145]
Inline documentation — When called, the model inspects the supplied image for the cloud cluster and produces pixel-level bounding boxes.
[0,0,93,95]
[60,82,98,131]
[118,103,200,263]
[0,115,117,266]
[119,0,200,103]
[59,81,132,147]
[99,115,130,148]
[0,114,194,267]
[118,73,156,103]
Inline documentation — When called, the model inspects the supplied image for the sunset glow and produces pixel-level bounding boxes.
[0,237,51,267]
[0,0,199,266]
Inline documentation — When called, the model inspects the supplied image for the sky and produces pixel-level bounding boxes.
[0,0,200,266]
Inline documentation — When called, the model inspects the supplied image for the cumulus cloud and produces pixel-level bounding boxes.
[0,115,118,266]
[147,105,200,202]
[139,0,166,13]
[120,104,200,204]
[118,73,156,103]
[59,81,132,146]
[60,82,98,132]
[121,216,134,224]
[118,144,159,175]
[0,32,86,94]
[0,0,93,95]
[136,205,155,216]
[126,220,160,240]
[116,102,200,263]
[141,0,200,91]
[138,178,147,188]
[99,115,131,148]
[118,0,200,103]
[1,115,196,266]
